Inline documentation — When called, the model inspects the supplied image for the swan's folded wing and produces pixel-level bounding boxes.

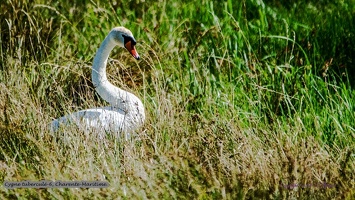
[51,107,126,133]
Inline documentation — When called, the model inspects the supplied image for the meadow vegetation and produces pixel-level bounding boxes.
[0,0,354,199]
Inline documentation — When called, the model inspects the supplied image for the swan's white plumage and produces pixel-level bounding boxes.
[51,27,145,137]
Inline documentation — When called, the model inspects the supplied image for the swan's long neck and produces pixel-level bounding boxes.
[92,35,131,108]
[92,36,115,88]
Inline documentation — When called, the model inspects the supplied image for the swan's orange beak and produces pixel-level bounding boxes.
[124,41,140,60]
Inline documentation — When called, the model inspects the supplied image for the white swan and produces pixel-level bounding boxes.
[51,27,145,138]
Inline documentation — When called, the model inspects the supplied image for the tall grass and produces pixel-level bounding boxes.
[0,0,354,199]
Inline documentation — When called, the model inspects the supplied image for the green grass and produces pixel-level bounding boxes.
[1,0,354,199]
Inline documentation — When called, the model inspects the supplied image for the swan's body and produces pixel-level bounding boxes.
[51,27,145,137]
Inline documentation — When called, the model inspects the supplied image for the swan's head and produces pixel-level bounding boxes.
[110,27,140,60]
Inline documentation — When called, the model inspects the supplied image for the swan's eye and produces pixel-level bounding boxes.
[122,35,136,45]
